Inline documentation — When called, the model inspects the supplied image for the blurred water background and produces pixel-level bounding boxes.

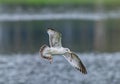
[0,0,120,84]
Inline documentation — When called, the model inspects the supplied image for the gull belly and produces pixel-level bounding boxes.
[49,47,65,55]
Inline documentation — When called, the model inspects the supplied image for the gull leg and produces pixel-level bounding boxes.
[40,54,53,63]
[44,54,53,63]
[43,55,53,64]
[49,58,53,64]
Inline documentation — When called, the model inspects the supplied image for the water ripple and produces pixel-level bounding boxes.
[0,53,120,84]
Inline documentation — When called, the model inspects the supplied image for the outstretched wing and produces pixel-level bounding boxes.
[63,52,87,74]
[47,28,62,47]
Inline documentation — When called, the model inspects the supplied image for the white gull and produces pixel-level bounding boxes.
[40,28,87,74]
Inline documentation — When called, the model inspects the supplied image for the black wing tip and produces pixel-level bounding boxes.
[47,28,56,31]
[75,67,87,74]
[82,70,87,74]
[47,28,60,33]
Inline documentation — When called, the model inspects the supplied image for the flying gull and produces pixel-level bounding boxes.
[40,28,87,74]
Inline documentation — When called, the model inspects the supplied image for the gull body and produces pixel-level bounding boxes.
[40,28,87,74]
[49,47,70,55]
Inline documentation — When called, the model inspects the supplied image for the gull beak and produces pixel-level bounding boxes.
[69,51,72,54]
[69,51,73,56]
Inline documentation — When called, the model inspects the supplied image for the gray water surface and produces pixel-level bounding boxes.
[0,53,120,84]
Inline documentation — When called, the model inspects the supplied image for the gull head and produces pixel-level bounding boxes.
[64,48,72,53]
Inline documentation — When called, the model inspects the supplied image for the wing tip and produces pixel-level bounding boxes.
[75,67,87,74]
[47,28,60,33]
[82,69,87,74]
[47,28,56,31]
[47,28,56,35]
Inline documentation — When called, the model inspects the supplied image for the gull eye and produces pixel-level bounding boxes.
[66,49,69,51]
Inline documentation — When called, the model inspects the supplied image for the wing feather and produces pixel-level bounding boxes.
[47,28,62,47]
[63,52,87,74]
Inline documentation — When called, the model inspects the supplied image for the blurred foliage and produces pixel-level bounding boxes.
[0,0,120,6]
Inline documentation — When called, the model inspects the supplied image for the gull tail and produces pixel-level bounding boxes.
[40,44,48,53]
[40,44,50,59]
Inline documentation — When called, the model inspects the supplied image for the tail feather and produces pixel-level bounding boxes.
[39,44,52,60]
[40,44,48,58]
[40,44,48,53]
